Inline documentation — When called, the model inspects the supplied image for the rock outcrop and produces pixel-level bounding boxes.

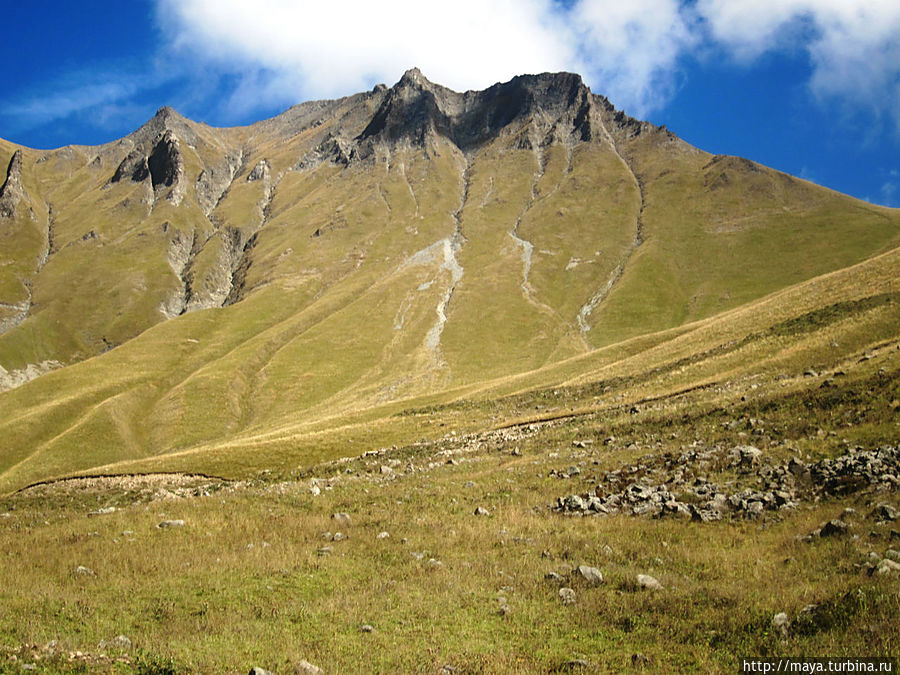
[0,150,27,218]
[300,68,603,167]
[108,130,185,205]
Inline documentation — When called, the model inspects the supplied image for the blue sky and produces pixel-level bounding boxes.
[1,0,898,207]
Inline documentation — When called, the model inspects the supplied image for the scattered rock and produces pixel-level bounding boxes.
[884,549,900,563]
[332,532,348,542]
[316,546,333,557]
[873,504,899,521]
[376,531,390,539]
[425,558,443,569]
[820,519,849,537]
[295,661,323,675]
[565,658,590,669]
[157,519,185,529]
[360,624,374,633]
[98,635,132,652]
[559,587,576,605]
[474,507,490,516]
[636,574,663,591]
[631,653,651,668]
[331,512,351,524]
[877,559,900,576]
[545,571,565,584]
[773,612,790,637]
[249,668,275,675]
[555,446,898,521]
[87,507,117,517]
[574,565,604,586]
[74,565,95,576]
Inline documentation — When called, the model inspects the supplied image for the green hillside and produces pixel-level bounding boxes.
[0,70,898,493]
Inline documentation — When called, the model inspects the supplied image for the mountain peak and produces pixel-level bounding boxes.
[348,70,598,157]
[398,67,428,87]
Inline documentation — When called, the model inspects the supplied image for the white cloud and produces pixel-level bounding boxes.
[157,0,900,127]
[157,0,577,101]
[697,0,900,125]
[7,0,898,142]
[157,0,704,117]
[571,0,697,114]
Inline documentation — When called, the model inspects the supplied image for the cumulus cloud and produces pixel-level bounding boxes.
[156,0,703,117]
[157,0,576,101]
[6,0,898,139]
[697,0,900,125]
[155,0,900,126]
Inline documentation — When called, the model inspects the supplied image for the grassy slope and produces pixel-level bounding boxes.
[1,112,899,494]
[0,286,896,673]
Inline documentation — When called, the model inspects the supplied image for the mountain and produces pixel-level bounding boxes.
[0,69,898,493]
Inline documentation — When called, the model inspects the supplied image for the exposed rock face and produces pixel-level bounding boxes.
[0,150,27,218]
[301,68,600,167]
[0,360,63,392]
[109,130,184,203]
[361,68,594,151]
[148,130,184,190]
[110,148,150,184]
[246,159,270,183]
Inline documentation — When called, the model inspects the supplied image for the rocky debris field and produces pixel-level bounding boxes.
[555,445,899,522]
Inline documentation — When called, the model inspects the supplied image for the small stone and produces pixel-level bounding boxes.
[425,558,443,569]
[332,532,348,542]
[873,504,899,521]
[559,587,576,605]
[884,549,900,563]
[380,465,394,475]
[464,481,476,488]
[474,507,490,516]
[74,565,95,576]
[636,574,663,591]
[877,559,900,576]
[567,658,590,668]
[98,635,132,651]
[296,660,324,675]
[157,519,185,529]
[376,531,390,539]
[249,669,275,675]
[411,551,425,560]
[545,571,564,584]
[316,546,333,556]
[631,653,651,668]
[331,512,351,524]
[360,624,374,633]
[820,519,849,537]
[773,612,790,637]
[309,485,321,496]
[88,506,117,517]
[575,565,604,585]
